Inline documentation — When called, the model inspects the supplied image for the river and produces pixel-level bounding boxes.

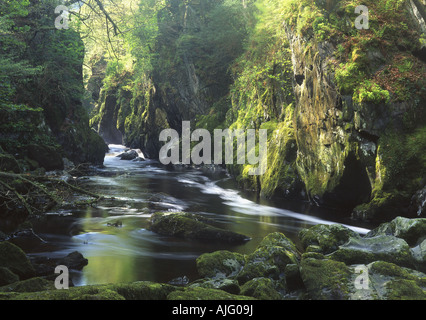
[28,145,372,286]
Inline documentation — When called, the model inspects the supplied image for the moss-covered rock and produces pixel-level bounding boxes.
[189,278,240,295]
[411,239,426,272]
[0,277,55,293]
[236,232,300,285]
[0,241,35,279]
[328,235,415,268]
[300,256,352,300]
[149,212,250,243]
[299,224,360,254]
[0,267,19,287]
[360,261,426,300]
[366,216,426,246]
[196,250,245,278]
[385,279,426,300]
[167,286,255,300]
[111,281,179,300]
[239,277,283,300]
[0,281,178,300]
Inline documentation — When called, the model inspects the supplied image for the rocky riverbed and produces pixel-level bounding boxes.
[0,215,424,300]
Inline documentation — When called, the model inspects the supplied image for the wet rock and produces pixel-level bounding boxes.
[117,150,139,160]
[328,235,414,268]
[30,251,88,276]
[366,216,426,246]
[149,212,250,244]
[57,251,88,270]
[168,276,189,286]
[411,239,426,272]
[410,186,426,217]
[0,241,35,280]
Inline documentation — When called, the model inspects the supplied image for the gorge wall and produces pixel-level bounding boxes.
[89,0,426,222]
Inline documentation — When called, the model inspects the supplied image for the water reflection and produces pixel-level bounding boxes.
[29,145,371,286]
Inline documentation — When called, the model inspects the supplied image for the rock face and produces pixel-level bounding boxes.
[149,212,250,244]
[283,0,426,220]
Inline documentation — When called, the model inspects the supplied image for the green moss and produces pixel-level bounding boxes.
[300,257,352,300]
[237,245,298,285]
[298,224,359,254]
[240,277,282,300]
[196,250,245,279]
[0,242,35,280]
[110,281,178,300]
[189,278,241,295]
[386,279,426,300]
[167,286,255,300]
[149,212,249,243]
[0,277,54,293]
[0,267,19,287]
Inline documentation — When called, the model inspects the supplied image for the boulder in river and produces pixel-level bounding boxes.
[148,212,251,244]
[117,150,139,160]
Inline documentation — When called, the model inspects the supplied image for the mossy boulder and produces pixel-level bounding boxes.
[300,255,352,300]
[411,239,426,272]
[0,267,19,287]
[328,235,415,268]
[299,224,360,254]
[167,286,255,300]
[0,277,55,293]
[149,212,250,243]
[196,250,245,278]
[366,216,426,246]
[111,281,179,300]
[189,278,240,295]
[240,277,283,300]
[236,232,300,285]
[0,281,178,300]
[351,261,426,300]
[0,241,35,279]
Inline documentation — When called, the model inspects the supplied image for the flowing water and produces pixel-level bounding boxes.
[27,145,372,286]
